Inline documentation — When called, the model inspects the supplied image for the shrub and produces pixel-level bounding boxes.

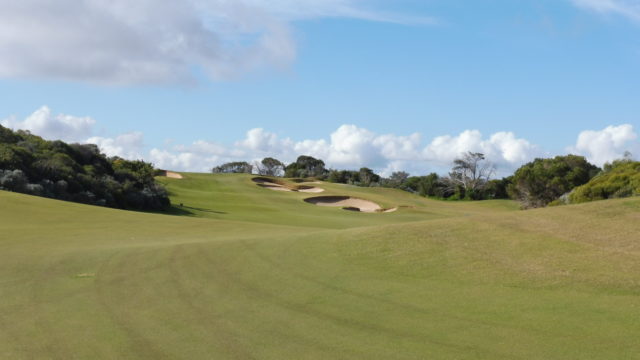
[569,161,640,203]
[0,125,170,211]
[508,155,599,208]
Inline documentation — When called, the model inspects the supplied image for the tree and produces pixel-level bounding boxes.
[285,156,327,178]
[212,161,253,174]
[418,173,445,197]
[327,169,348,183]
[386,171,409,188]
[482,177,512,199]
[508,155,599,208]
[445,152,495,199]
[358,167,380,186]
[255,157,284,177]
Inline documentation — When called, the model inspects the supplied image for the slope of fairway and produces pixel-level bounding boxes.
[1,173,639,359]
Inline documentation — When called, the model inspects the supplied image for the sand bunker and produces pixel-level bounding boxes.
[166,171,183,179]
[253,177,294,192]
[253,177,324,193]
[253,178,292,191]
[298,187,325,193]
[304,196,383,213]
[158,170,183,179]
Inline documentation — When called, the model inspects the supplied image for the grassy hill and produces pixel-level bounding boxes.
[1,173,639,359]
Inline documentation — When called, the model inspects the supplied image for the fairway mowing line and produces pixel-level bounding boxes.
[25,255,88,358]
[166,243,257,359]
[92,250,172,359]
[191,239,508,357]
[236,238,538,336]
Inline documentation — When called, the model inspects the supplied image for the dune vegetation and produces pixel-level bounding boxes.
[1,172,640,359]
[570,160,640,203]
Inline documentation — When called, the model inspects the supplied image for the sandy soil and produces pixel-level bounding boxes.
[165,171,183,179]
[304,196,382,213]
[253,178,324,193]
[261,184,293,191]
[160,170,183,179]
[298,187,325,193]
[253,178,293,192]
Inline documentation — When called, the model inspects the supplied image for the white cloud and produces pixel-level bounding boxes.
[149,148,208,172]
[13,106,636,177]
[101,125,539,176]
[423,130,539,170]
[572,0,640,21]
[569,124,639,166]
[86,132,145,159]
[1,105,147,161]
[219,0,437,24]
[1,106,95,142]
[237,128,293,154]
[324,125,380,166]
[0,0,432,85]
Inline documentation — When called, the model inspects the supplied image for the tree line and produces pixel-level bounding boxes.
[0,125,170,210]
[213,151,638,209]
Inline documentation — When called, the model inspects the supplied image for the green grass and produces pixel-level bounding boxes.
[1,173,639,359]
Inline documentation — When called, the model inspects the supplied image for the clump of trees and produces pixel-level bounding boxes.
[0,125,170,210]
[368,153,508,200]
[212,161,253,174]
[285,156,328,178]
[443,152,496,200]
[255,157,285,176]
[507,155,600,208]
[211,155,327,179]
[403,173,448,197]
[327,167,381,186]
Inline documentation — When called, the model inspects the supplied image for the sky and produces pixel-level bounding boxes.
[0,0,639,176]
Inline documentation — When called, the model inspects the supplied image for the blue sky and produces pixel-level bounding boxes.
[0,0,638,175]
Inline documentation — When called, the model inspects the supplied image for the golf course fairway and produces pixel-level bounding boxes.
[1,173,639,359]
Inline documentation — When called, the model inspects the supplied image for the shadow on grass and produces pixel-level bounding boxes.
[182,205,227,214]
[163,204,228,217]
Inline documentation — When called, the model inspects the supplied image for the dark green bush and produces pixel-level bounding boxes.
[508,155,600,208]
[0,125,170,211]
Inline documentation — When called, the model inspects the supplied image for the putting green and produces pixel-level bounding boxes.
[1,173,639,359]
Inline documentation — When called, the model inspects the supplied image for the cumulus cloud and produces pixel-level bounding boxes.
[237,128,294,154]
[571,0,640,21]
[2,105,148,161]
[16,106,639,177]
[569,124,639,166]
[149,149,206,171]
[86,132,146,159]
[0,0,432,85]
[423,130,539,170]
[1,106,95,142]
[143,125,539,176]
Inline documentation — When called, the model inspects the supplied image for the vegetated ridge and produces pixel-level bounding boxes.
[0,125,169,210]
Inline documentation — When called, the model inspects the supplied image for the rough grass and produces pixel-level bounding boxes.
[1,173,639,359]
